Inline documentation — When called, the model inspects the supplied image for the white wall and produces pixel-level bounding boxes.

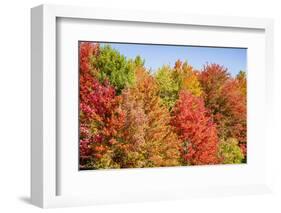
[0,0,280,212]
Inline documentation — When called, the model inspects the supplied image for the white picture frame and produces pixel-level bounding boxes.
[31,4,274,208]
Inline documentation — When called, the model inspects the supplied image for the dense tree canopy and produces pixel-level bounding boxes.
[155,60,202,110]
[155,65,179,110]
[198,64,247,156]
[218,138,244,164]
[173,60,202,97]
[171,91,220,165]
[79,42,126,169]
[79,42,247,169]
[90,45,136,94]
[118,68,181,167]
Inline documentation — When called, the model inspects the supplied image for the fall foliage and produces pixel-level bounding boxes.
[155,60,202,110]
[79,42,247,169]
[218,138,244,164]
[171,91,219,165]
[79,42,126,169]
[112,68,181,168]
[198,64,247,156]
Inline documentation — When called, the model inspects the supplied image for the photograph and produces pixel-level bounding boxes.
[79,41,247,170]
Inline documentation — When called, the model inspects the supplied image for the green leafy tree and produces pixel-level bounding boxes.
[218,138,244,164]
[132,55,145,68]
[90,45,136,93]
[155,65,179,109]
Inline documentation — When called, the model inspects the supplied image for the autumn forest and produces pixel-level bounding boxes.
[79,42,247,170]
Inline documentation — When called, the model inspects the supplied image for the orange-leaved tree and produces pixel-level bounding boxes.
[117,67,181,167]
[173,60,202,97]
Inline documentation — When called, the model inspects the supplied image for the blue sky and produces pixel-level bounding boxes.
[100,42,247,77]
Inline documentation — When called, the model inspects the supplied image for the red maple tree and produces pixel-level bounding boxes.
[171,91,220,165]
[198,64,246,156]
[79,42,125,168]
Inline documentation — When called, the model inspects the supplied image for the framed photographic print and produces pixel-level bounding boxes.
[31,4,274,208]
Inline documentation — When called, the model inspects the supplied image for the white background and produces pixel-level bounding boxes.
[0,0,280,212]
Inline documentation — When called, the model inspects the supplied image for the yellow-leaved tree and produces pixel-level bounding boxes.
[155,60,202,110]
